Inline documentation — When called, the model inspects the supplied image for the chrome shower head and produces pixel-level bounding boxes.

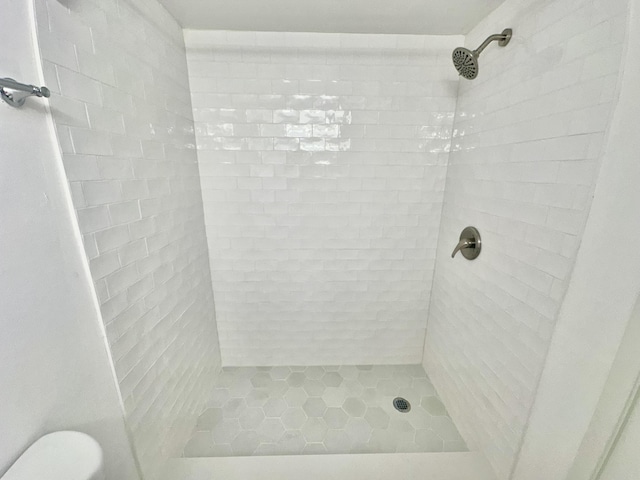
[452,48,479,80]
[452,28,512,80]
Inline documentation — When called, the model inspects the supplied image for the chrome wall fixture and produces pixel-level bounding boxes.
[452,28,512,80]
[451,226,481,260]
[0,77,50,108]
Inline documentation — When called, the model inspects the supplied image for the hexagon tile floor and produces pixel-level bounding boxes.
[182,364,467,457]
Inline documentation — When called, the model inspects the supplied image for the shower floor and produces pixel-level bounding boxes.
[183,365,467,457]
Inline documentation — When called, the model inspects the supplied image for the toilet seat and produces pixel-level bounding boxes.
[1,431,104,480]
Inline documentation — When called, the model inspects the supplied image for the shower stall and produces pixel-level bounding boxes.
[6,0,637,479]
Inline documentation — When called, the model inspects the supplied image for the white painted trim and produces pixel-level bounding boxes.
[568,294,640,480]
[164,452,496,480]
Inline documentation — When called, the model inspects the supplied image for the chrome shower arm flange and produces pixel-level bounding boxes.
[498,28,513,47]
[474,28,513,56]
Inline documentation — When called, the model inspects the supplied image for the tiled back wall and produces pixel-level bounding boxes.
[423,0,628,478]
[185,32,462,366]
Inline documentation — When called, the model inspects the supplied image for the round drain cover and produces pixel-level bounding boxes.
[393,397,411,413]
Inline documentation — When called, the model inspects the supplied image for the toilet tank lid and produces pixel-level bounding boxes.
[2,431,103,480]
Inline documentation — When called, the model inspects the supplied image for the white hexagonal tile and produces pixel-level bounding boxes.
[225,367,257,380]
[415,429,444,451]
[228,379,253,397]
[344,418,372,444]
[338,365,359,380]
[322,372,343,387]
[216,370,238,387]
[213,418,242,444]
[303,378,326,396]
[357,370,378,388]
[364,407,390,429]
[360,387,380,406]
[197,408,223,430]
[284,387,308,407]
[394,373,413,388]
[277,430,306,454]
[324,407,348,429]
[265,380,289,396]
[388,418,415,443]
[396,388,419,405]
[421,396,447,416]
[257,418,286,443]
[396,442,423,453]
[444,439,468,452]
[270,366,291,380]
[231,430,261,455]
[223,398,248,419]
[208,388,230,407]
[371,365,393,379]
[305,366,325,379]
[405,365,427,378]
[301,417,328,442]
[195,363,464,457]
[376,379,397,396]
[368,429,398,453]
[324,430,351,453]
[344,379,365,396]
[282,407,307,429]
[251,372,272,388]
[412,378,436,396]
[342,397,366,417]
[287,372,306,387]
[239,407,265,430]
[430,416,463,442]
[264,397,288,417]
[208,444,234,456]
[254,443,280,455]
[183,432,214,457]
[322,386,348,407]
[303,397,327,417]
[350,443,373,454]
[303,443,327,454]
[245,389,269,407]
[407,409,433,430]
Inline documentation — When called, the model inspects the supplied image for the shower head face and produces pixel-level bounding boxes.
[452,47,478,80]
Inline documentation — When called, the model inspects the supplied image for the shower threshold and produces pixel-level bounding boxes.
[183,364,467,457]
[166,452,495,480]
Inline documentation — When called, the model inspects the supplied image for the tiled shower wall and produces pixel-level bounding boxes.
[34,0,221,477]
[423,0,628,478]
[185,32,461,366]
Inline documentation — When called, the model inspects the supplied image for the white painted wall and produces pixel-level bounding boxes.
[33,0,222,477]
[423,0,629,478]
[185,31,461,366]
[512,0,640,477]
[0,0,138,478]
[598,393,640,480]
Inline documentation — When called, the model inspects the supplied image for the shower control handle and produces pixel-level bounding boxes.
[451,239,474,258]
[451,226,481,260]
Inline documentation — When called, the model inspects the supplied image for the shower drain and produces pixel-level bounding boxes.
[393,397,411,413]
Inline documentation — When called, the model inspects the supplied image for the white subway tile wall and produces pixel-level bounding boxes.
[185,32,462,366]
[35,0,222,477]
[423,0,628,478]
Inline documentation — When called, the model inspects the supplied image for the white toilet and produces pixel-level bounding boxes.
[1,431,105,480]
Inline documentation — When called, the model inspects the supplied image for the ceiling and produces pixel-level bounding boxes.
[157,0,507,35]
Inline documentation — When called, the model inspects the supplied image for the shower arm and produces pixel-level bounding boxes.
[0,77,50,108]
[473,29,512,56]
